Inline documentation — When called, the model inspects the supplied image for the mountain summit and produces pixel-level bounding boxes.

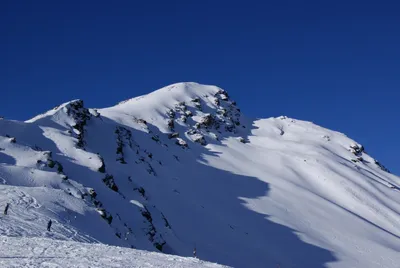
[0,82,399,267]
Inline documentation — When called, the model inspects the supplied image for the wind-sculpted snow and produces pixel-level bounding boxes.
[0,82,399,267]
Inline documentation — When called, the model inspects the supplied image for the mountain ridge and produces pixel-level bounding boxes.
[0,82,399,268]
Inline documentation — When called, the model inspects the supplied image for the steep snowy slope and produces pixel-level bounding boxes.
[0,82,399,268]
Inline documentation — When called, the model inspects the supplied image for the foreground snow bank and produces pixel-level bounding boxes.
[0,236,229,268]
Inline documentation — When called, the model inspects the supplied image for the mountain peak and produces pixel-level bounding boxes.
[113,82,225,109]
[99,82,239,135]
[26,99,85,123]
[1,83,399,268]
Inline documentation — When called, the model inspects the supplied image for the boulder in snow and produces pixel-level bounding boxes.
[193,134,207,146]
[191,97,200,103]
[167,109,175,119]
[175,138,188,148]
[180,115,187,123]
[220,94,228,101]
[168,132,179,139]
[238,137,246,143]
[167,119,174,130]
[200,114,215,127]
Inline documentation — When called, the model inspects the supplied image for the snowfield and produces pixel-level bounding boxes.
[0,236,228,268]
[0,82,399,267]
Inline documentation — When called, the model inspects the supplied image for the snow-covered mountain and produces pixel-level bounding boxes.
[0,82,399,268]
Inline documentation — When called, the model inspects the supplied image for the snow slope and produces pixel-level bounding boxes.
[0,236,228,268]
[0,82,399,267]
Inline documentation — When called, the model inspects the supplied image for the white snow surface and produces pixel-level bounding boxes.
[0,236,227,268]
[0,82,399,268]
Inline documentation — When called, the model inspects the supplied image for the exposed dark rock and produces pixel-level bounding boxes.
[225,123,235,132]
[374,159,391,173]
[217,108,227,116]
[186,129,198,135]
[47,159,56,168]
[97,208,113,224]
[193,135,207,146]
[88,188,97,198]
[322,135,331,141]
[194,102,202,110]
[238,137,246,143]
[220,94,228,101]
[180,115,187,123]
[134,187,146,198]
[175,138,188,148]
[154,242,166,252]
[151,135,160,142]
[102,174,119,192]
[349,143,364,156]
[215,89,229,98]
[146,163,156,176]
[200,114,215,127]
[167,109,175,119]
[137,119,147,125]
[98,154,106,173]
[161,212,171,228]
[66,100,92,149]
[175,102,187,111]
[56,162,64,173]
[167,119,174,130]
[168,132,179,139]
[191,97,200,103]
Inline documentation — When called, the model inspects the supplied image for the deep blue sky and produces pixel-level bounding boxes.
[1,1,399,174]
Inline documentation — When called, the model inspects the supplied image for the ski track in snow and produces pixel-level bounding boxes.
[0,236,228,268]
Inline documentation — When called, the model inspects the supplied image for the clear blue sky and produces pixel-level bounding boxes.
[1,1,399,174]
